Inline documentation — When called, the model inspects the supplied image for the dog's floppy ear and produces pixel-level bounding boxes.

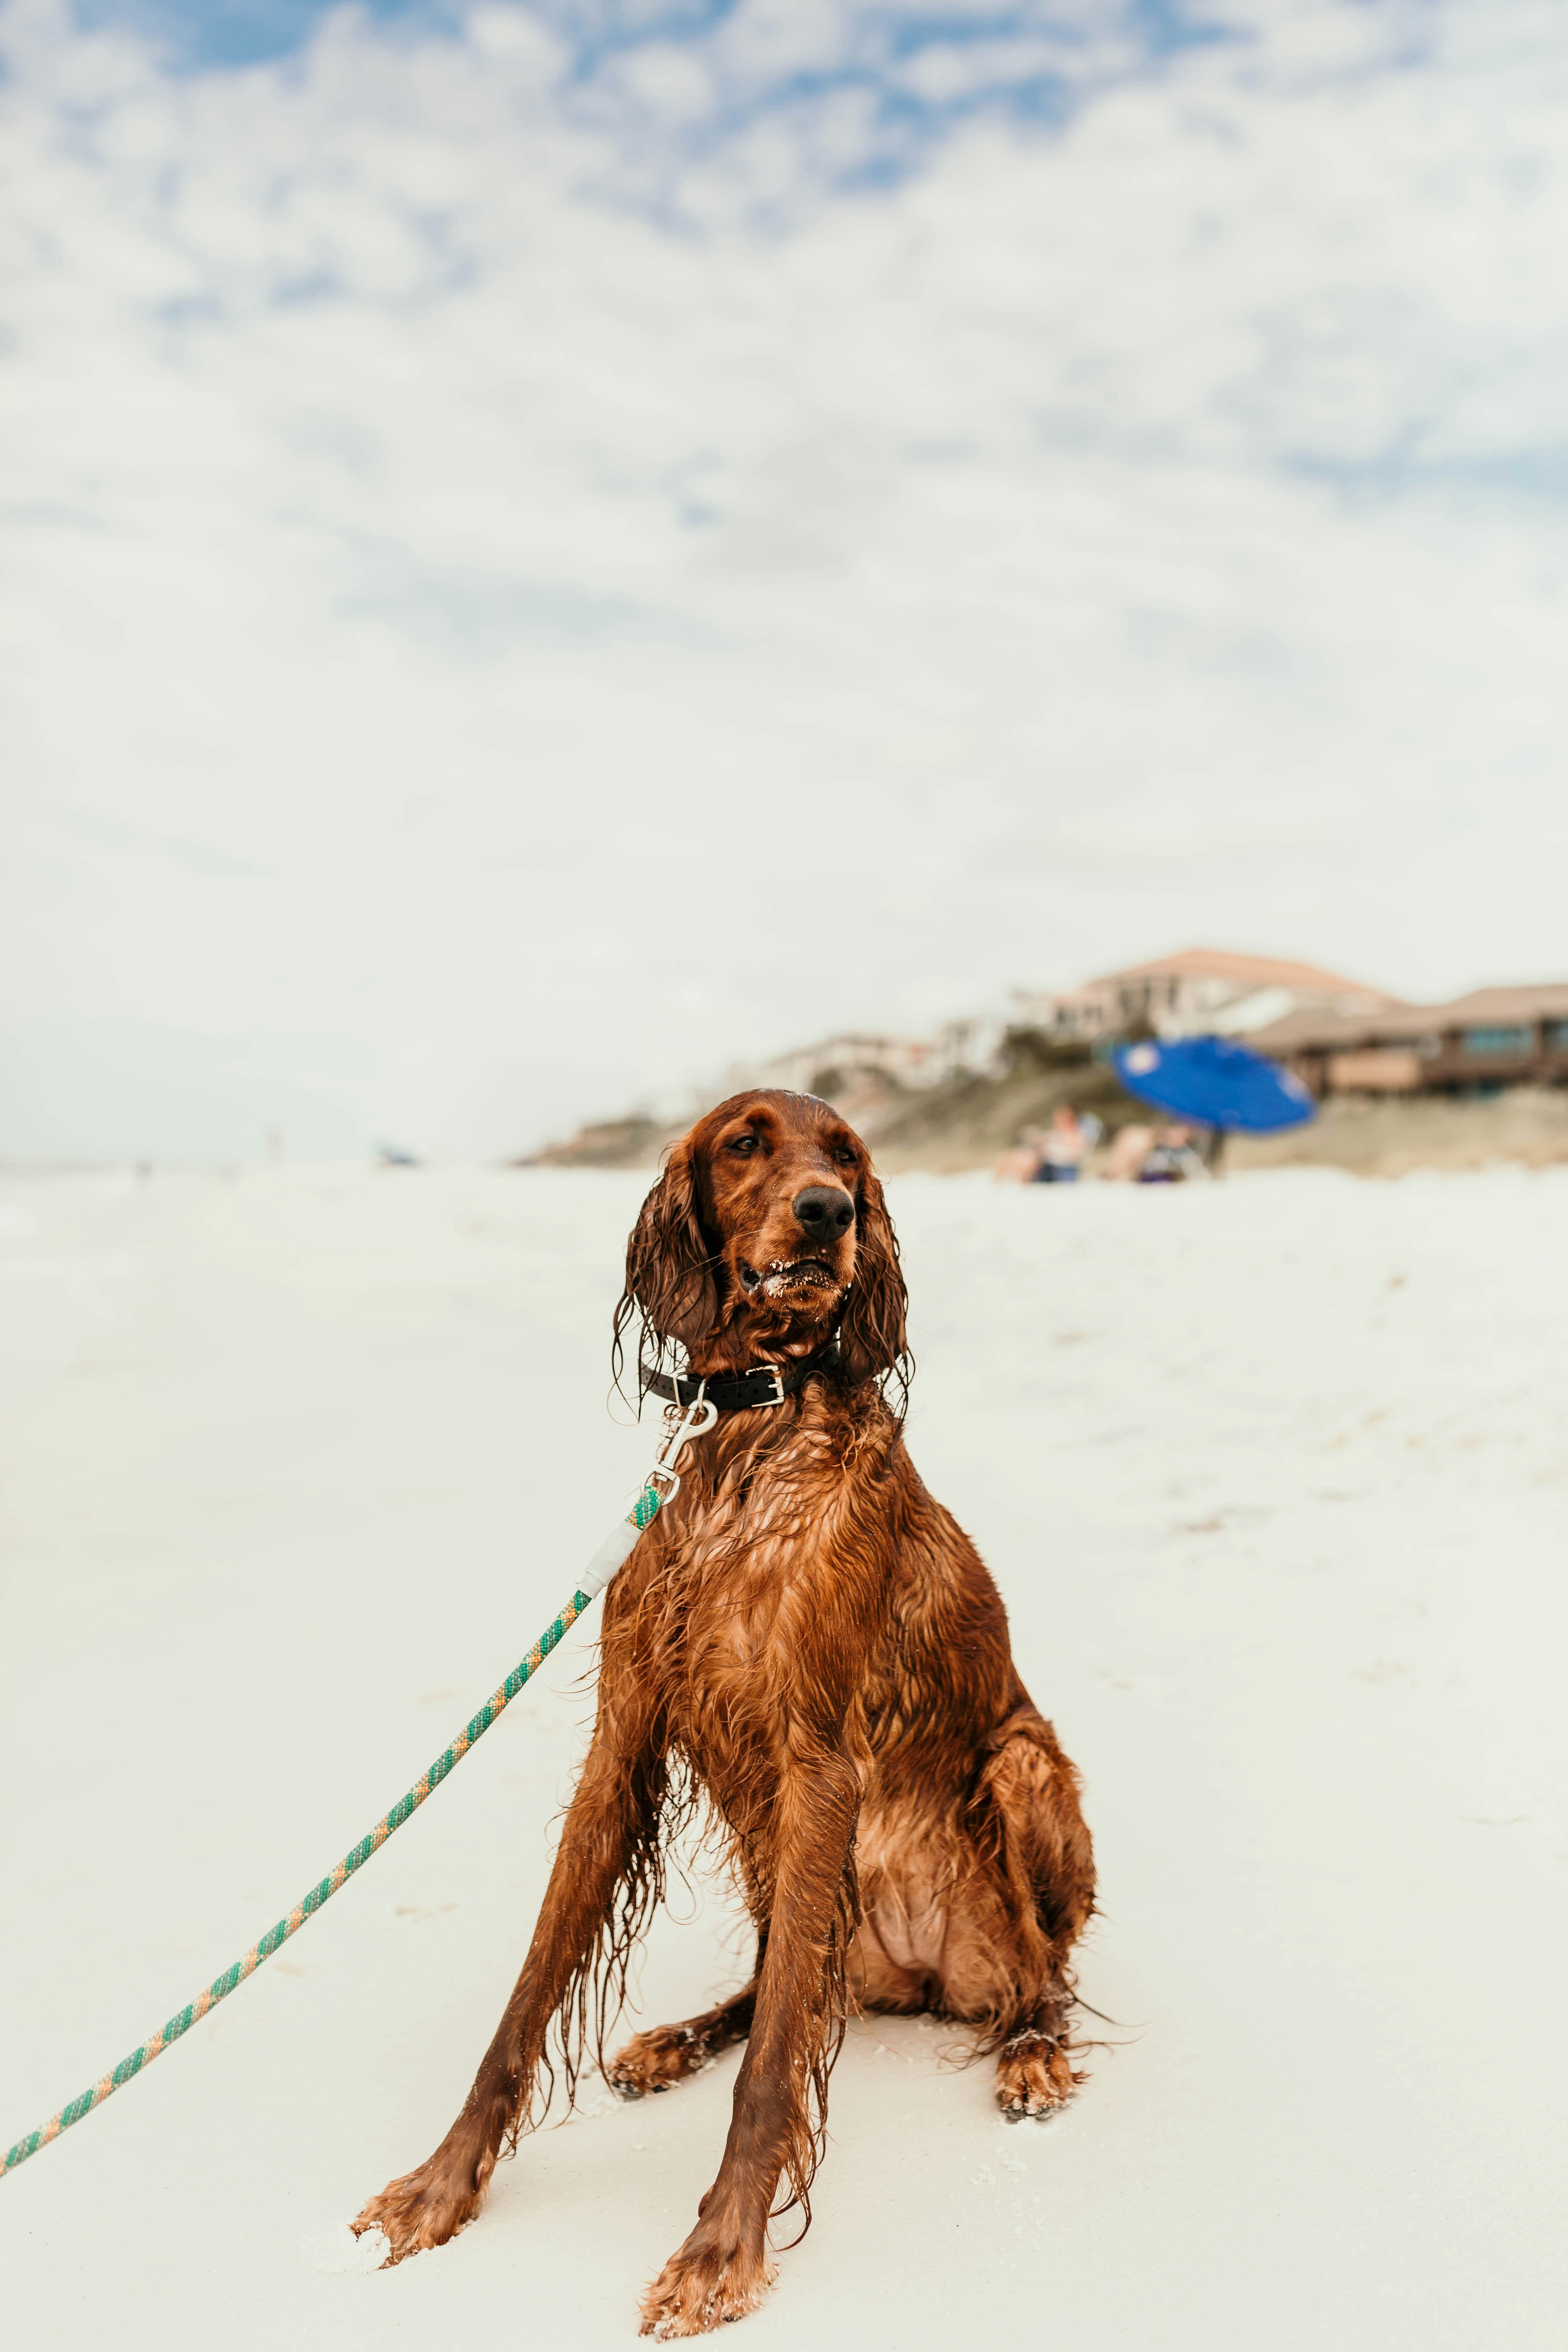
[838,1163,911,1406]
[614,1136,719,1389]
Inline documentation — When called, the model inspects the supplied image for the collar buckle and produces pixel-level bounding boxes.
[750,1363,786,1407]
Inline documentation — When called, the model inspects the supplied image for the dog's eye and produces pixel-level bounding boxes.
[832,1144,855,1165]
[729,1134,760,1156]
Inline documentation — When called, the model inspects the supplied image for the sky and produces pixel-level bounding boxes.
[3,0,1567,1161]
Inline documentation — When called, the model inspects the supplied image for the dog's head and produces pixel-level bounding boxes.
[615,1089,909,1405]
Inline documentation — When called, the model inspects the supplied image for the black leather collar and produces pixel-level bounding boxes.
[642,1341,839,1416]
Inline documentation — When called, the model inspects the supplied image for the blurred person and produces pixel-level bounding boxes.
[1103,1122,1156,1181]
[1138,1123,1208,1184]
[1033,1104,1100,1183]
[994,1130,1047,1182]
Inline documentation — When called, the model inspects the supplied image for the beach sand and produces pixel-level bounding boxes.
[2,1163,1564,2348]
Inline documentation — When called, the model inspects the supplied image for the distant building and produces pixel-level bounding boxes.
[1014,947,1396,1043]
[1249,984,1568,1098]
[742,1016,1005,1098]
[744,1034,917,1094]
[728,954,1568,1114]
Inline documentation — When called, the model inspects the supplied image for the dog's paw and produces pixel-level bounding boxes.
[995,2030,1079,2123]
[350,2159,479,2265]
[638,2223,776,2338]
[609,2022,713,2102]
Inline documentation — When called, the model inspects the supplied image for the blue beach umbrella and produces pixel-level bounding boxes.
[1111,1035,1316,1134]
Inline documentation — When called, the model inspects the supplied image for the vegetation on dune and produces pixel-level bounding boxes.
[847,1035,1142,1174]
[518,1042,1568,1179]
[519,1114,670,1169]
[1225,1085,1568,1178]
[520,1032,1145,1173]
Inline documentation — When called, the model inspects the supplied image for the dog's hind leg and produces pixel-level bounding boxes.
[608,1969,758,2100]
[353,1691,664,2264]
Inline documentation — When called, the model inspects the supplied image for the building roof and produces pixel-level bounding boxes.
[1443,982,1568,1023]
[1087,947,1395,1000]
[1250,982,1568,1055]
[1247,1004,1434,1051]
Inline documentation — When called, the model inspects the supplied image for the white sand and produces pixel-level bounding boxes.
[2,1163,1564,2348]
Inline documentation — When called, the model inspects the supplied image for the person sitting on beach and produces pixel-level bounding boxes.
[1032,1104,1100,1184]
[1103,1122,1156,1181]
[1137,1123,1208,1184]
[993,1133,1045,1182]
[995,1109,1105,1184]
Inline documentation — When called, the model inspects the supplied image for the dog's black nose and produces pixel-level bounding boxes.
[793,1185,855,1243]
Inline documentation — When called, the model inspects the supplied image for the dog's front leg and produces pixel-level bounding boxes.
[353,1699,662,2263]
[639,1752,858,2339]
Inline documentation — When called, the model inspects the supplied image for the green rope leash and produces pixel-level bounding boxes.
[2,1463,680,2181]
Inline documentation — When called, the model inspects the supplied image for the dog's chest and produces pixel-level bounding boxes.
[652,1448,851,1747]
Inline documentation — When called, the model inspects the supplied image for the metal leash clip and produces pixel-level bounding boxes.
[646,1387,718,1503]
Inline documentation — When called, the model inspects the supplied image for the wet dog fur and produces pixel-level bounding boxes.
[353,1089,1095,2335]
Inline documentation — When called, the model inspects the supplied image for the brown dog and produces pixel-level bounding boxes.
[353,1089,1095,2335]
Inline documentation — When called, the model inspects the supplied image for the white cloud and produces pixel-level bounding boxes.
[2,0,1567,1159]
